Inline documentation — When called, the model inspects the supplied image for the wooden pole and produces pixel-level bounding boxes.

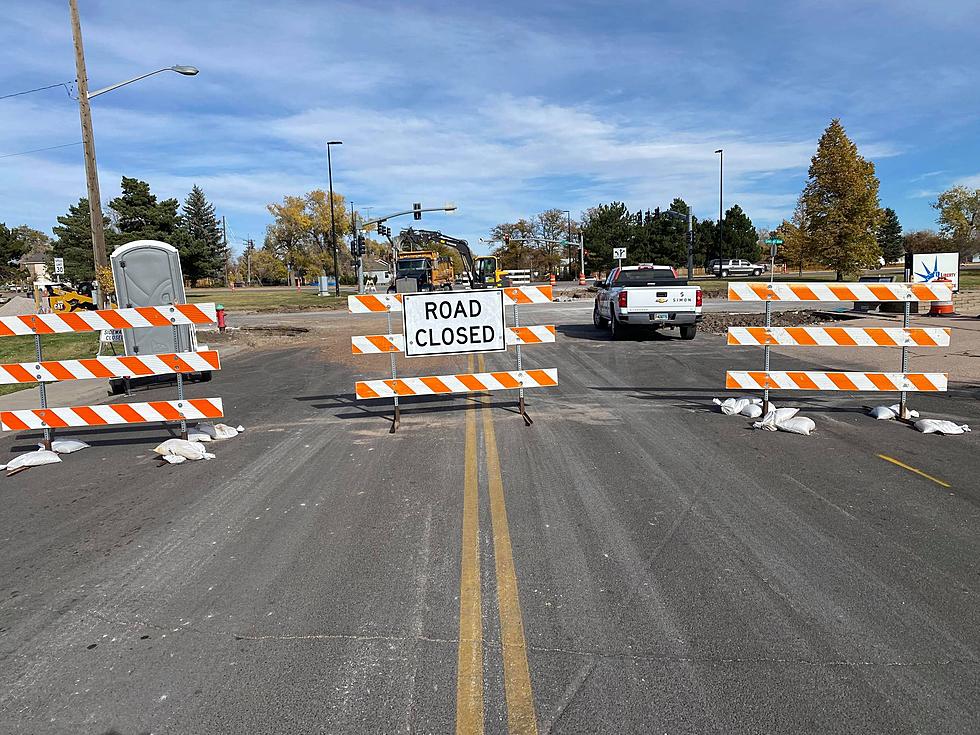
[69,0,110,285]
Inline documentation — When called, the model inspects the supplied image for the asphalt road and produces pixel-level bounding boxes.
[1,302,978,734]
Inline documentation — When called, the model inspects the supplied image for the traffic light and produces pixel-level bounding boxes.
[356,235,366,256]
[413,202,422,220]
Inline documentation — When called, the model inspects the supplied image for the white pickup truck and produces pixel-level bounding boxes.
[593,265,703,339]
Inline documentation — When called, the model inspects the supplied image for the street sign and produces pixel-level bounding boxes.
[765,238,782,258]
[402,289,506,358]
[912,252,960,292]
[54,257,64,275]
[613,247,626,260]
[100,329,123,343]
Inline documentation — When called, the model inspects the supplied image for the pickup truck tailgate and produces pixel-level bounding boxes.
[622,286,699,311]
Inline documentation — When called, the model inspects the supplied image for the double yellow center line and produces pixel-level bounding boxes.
[456,355,538,734]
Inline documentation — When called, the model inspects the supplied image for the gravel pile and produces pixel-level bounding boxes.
[699,309,833,335]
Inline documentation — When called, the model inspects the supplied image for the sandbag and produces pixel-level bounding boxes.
[1,449,62,471]
[187,432,213,443]
[775,416,816,435]
[868,404,919,420]
[194,422,243,440]
[914,419,971,435]
[40,439,90,454]
[740,403,764,419]
[153,439,215,462]
[713,397,749,416]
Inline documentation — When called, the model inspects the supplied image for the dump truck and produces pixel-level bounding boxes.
[393,250,456,292]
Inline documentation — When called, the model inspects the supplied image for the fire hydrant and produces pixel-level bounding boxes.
[216,304,227,333]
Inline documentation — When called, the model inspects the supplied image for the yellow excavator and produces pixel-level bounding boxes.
[34,281,97,312]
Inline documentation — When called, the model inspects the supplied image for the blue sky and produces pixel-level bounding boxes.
[1,0,978,255]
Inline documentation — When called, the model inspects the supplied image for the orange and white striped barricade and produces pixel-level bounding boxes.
[0,304,222,449]
[347,286,557,430]
[725,282,952,417]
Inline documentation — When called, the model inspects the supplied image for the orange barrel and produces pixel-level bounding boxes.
[928,277,955,316]
[549,273,556,287]
[578,273,586,286]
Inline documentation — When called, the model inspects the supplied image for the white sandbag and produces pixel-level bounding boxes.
[914,419,971,435]
[152,438,215,462]
[868,404,920,421]
[740,403,764,419]
[775,416,816,435]
[160,454,187,464]
[753,407,803,432]
[186,432,213,443]
[2,449,62,471]
[39,439,90,454]
[713,397,750,416]
[868,405,897,420]
[194,422,242,440]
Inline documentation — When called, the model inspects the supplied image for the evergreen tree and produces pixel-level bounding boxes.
[51,198,111,283]
[800,119,883,279]
[877,207,904,263]
[180,185,226,285]
[107,177,184,248]
[580,202,632,273]
[722,204,759,261]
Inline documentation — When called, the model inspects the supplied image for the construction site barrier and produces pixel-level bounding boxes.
[351,326,557,354]
[349,285,557,430]
[0,303,222,448]
[506,269,532,285]
[0,350,221,384]
[725,282,950,417]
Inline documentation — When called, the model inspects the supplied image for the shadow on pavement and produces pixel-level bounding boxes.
[557,324,687,342]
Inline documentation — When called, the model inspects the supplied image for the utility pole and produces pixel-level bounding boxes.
[326,141,342,296]
[246,238,253,286]
[69,0,109,294]
[715,148,724,264]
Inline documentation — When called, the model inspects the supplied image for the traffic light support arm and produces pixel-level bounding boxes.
[361,205,456,230]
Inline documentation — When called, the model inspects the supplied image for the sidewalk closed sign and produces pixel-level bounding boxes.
[403,290,506,357]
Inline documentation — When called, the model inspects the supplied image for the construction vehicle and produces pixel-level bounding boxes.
[393,229,510,291]
[33,280,97,313]
[392,250,457,292]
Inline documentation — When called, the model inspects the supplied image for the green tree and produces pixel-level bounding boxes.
[180,185,226,285]
[877,207,904,263]
[51,198,111,284]
[721,204,759,261]
[107,177,184,249]
[249,250,287,285]
[800,119,883,279]
[902,230,949,254]
[1,224,39,282]
[932,185,980,260]
[581,202,631,273]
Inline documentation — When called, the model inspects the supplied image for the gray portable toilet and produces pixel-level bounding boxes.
[110,240,193,355]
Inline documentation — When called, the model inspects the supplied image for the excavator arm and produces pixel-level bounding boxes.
[399,228,480,288]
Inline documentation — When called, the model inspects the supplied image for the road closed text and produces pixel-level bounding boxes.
[403,290,506,357]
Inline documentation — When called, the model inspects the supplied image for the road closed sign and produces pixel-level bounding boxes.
[403,290,506,357]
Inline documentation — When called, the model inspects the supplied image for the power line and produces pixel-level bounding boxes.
[0,141,83,160]
[0,81,74,101]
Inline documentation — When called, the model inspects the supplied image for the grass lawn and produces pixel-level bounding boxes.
[0,332,100,397]
[187,287,346,313]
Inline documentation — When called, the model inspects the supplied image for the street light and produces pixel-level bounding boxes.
[714,148,724,264]
[87,65,199,99]
[69,0,198,302]
[326,140,343,296]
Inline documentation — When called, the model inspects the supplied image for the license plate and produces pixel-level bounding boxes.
[653,313,669,320]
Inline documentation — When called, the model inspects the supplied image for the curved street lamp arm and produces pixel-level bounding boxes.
[88,66,197,99]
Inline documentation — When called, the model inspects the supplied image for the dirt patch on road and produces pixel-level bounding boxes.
[699,310,838,335]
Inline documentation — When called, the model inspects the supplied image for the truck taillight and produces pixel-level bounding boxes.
[696,289,702,307]
[618,291,628,308]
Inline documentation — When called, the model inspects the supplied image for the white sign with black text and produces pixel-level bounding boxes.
[54,257,64,275]
[403,289,506,357]
[613,247,626,260]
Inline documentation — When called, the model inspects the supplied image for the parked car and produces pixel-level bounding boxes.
[593,265,703,339]
[708,259,765,277]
